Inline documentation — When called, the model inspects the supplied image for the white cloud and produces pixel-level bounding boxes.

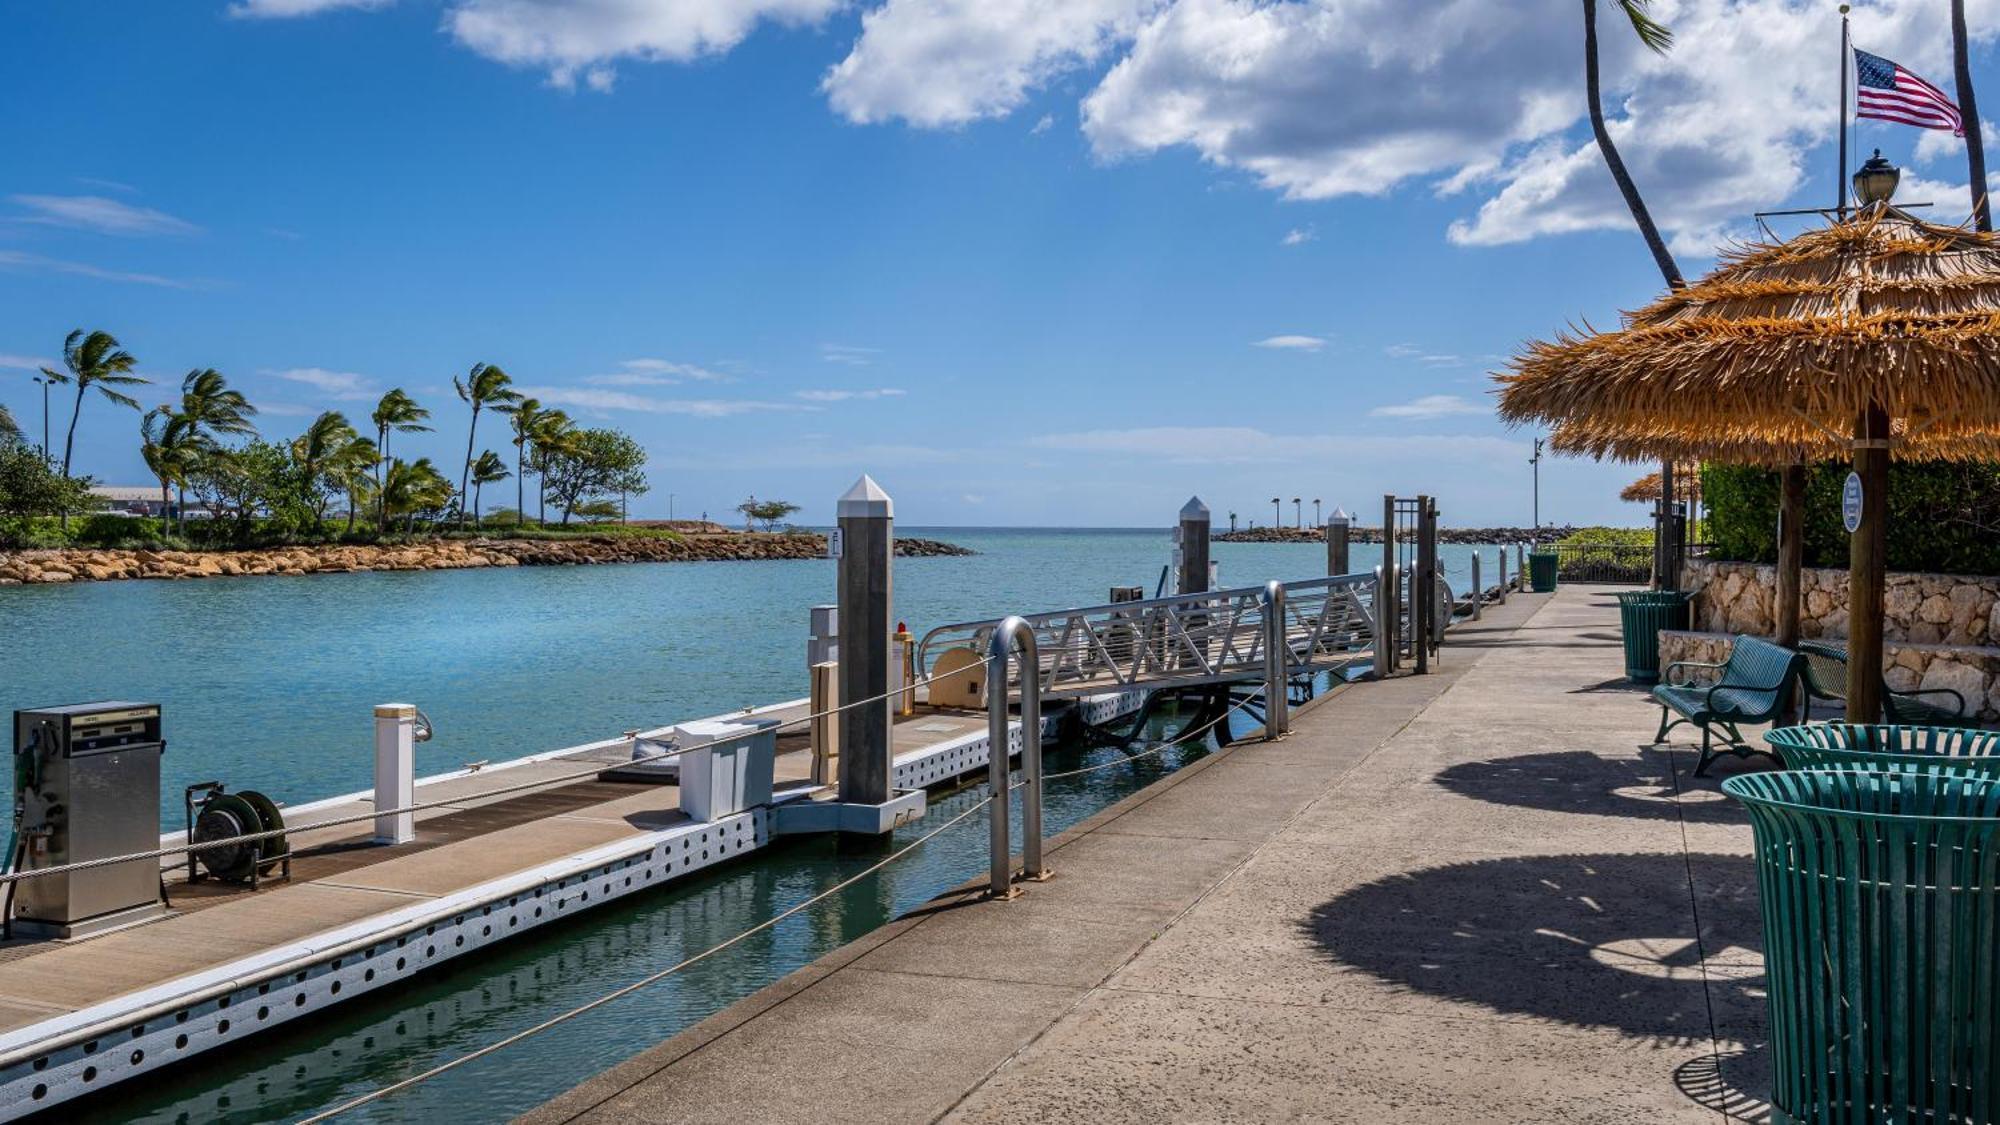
[270,367,379,400]
[586,358,730,386]
[1031,113,1055,135]
[1280,226,1314,246]
[9,194,199,236]
[520,386,812,417]
[1252,334,1324,351]
[1032,425,1522,465]
[0,250,197,289]
[445,0,844,89]
[825,0,1163,127]
[1369,394,1486,419]
[820,343,880,366]
[1385,344,1461,366]
[230,0,390,16]
[0,353,56,371]
[795,387,907,401]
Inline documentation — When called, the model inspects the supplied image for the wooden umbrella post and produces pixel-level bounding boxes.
[1845,404,1890,722]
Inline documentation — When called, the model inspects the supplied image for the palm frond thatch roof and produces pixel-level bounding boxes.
[1619,467,1701,504]
[1497,206,2000,440]
[1549,415,2000,467]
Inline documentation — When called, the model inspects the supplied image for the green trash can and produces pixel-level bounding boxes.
[1527,551,1558,593]
[1723,769,2000,1125]
[1765,723,2000,782]
[1614,589,1690,684]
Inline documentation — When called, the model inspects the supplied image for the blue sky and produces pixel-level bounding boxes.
[3,0,1995,527]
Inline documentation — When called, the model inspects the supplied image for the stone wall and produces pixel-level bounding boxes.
[1681,559,2000,647]
[1658,629,2000,723]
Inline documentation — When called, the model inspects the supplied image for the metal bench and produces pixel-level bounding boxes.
[1652,635,1805,776]
[1797,640,1977,727]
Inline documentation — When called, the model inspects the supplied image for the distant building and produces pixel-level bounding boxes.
[91,485,173,518]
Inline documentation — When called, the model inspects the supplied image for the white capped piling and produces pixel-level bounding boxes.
[1262,581,1290,738]
[372,704,417,845]
[1497,548,1509,603]
[1325,507,1350,575]
[1177,496,1210,596]
[836,475,894,807]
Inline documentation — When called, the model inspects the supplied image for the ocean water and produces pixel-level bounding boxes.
[0,528,1505,822]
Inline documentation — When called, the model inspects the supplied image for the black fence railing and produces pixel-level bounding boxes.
[1554,542,1654,584]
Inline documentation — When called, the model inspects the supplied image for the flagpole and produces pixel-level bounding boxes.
[1838,4,1851,216]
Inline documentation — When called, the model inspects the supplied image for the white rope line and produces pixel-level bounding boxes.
[1,671,960,886]
[294,686,1261,1122]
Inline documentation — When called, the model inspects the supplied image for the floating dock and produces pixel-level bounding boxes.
[0,689,1146,1120]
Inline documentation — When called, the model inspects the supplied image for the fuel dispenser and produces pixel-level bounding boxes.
[10,702,169,939]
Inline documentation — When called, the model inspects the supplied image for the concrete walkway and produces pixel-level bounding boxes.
[527,586,1772,1125]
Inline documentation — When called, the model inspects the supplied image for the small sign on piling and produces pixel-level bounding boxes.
[1842,472,1864,534]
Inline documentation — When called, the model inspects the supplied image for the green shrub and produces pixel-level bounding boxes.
[1702,461,2000,574]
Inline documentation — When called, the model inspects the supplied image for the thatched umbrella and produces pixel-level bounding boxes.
[1619,464,1701,504]
[1500,195,2000,721]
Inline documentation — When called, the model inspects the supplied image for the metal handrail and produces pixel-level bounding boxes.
[986,617,1045,898]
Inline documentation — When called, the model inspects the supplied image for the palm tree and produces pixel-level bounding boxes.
[0,403,18,445]
[42,329,149,477]
[176,368,257,441]
[370,389,431,524]
[382,456,453,535]
[1582,1,1682,290]
[139,406,198,536]
[527,409,573,526]
[470,450,509,526]
[496,396,543,525]
[328,435,379,534]
[452,363,519,528]
[1953,0,1990,232]
[292,411,360,528]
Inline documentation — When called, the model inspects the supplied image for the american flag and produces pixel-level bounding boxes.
[1854,48,1963,136]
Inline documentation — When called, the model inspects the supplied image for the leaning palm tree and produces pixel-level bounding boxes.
[370,388,431,524]
[175,368,257,442]
[1952,0,1990,231]
[292,411,360,529]
[527,409,573,526]
[327,435,380,534]
[452,363,519,528]
[496,396,543,525]
[1582,0,1682,290]
[42,329,149,477]
[0,403,18,445]
[139,406,197,536]
[469,449,510,526]
[382,456,454,535]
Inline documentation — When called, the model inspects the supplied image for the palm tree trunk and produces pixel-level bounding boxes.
[1583,0,1684,290]
[538,477,547,526]
[517,442,526,526]
[159,479,172,537]
[61,384,85,477]
[459,406,478,529]
[474,481,483,525]
[376,425,388,529]
[1954,0,1991,231]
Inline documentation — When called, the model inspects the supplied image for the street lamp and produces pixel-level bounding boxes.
[1313,498,1322,528]
[1852,149,1900,207]
[1292,497,1301,528]
[1529,436,1544,528]
[1270,497,1280,527]
[29,371,54,462]
[1228,511,1237,533]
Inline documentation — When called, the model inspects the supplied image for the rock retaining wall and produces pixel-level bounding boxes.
[1682,559,2000,647]
[0,533,970,586]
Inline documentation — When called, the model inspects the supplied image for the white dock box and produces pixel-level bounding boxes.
[673,717,779,821]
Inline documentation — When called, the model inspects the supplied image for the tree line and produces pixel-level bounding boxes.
[1,328,649,543]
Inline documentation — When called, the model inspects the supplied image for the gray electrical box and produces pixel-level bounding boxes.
[12,702,169,939]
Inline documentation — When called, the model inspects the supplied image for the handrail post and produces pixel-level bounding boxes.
[1497,549,1508,604]
[1262,581,1290,739]
[1371,566,1389,679]
[986,616,1045,899]
[1470,552,1482,620]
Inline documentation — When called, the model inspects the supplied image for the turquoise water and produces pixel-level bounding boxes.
[0,529,1501,824]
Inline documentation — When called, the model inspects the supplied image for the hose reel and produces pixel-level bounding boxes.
[186,783,290,886]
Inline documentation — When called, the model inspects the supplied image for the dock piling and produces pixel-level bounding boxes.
[1177,497,1210,596]
[836,476,894,807]
[987,617,1045,897]
[1262,581,1290,738]
[1325,508,1350,575]
[372,704,417,845]
[1470,553,1482,620]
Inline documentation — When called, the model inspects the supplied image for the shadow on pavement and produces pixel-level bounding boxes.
[1299,852,1762,1044]
[1432,747,1760,825]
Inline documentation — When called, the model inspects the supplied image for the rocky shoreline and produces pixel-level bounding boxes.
[1215,525,1580,546]
[0,533,972,586]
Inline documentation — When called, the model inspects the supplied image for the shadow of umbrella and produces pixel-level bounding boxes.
[1432,747,1760,825]
[1299,852,1763,1045]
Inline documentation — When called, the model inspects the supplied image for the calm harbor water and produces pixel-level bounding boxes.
[0,528,1502,822]
[0,528,1506,1122]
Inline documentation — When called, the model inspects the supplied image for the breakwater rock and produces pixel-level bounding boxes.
[0,533,972,586]
[1214,526,1578,546]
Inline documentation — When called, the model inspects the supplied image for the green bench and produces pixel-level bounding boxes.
[1797,640,1977,726]
[1652,635,1805,776]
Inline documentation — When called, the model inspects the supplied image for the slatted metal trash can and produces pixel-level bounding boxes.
[1722,768,2000,1125]
[1765,723,2000,782]
[1527,551,1558,593]
[1614,589,1690,684]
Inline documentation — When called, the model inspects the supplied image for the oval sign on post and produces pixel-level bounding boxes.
[1842,471,1864,534]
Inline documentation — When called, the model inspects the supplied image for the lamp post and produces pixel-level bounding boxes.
[1228,511,1237,533]
[1271,497,1280,527]
[1529,437,1544,527]
[1292,497,1301,528]
[30,372,52,462]
[1313,498,1321,528]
